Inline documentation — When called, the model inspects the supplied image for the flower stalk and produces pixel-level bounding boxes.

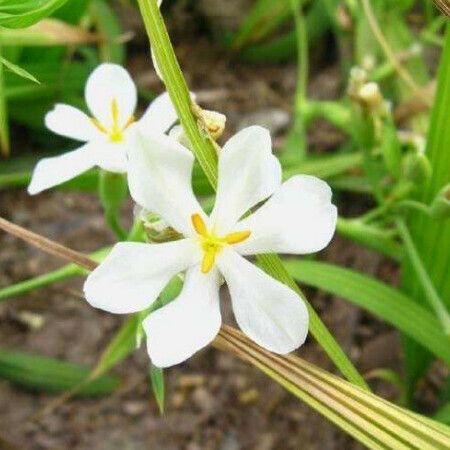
[99,170,128,240]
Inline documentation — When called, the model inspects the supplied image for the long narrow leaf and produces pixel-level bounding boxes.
[286,260,450,365]
[0,0,70,28]
[0,349,120,396]
[0,57,39,83]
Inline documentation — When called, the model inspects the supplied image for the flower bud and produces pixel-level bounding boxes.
[134,206,182,243]
[402,152,432,184]
[430,184,450,220]
[358,82,384,109]
[200,109,227,140]
[99,171,128,213]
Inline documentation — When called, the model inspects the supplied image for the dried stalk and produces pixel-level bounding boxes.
[0,217,97,271]
[434,0,450,17]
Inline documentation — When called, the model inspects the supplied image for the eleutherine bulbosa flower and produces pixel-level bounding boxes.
[84,125,337,367]
[28,63,179,194]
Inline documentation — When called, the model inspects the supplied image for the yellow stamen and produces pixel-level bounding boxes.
[201,248,216,273]
[91,118,107,134]
[90,98,135,144]
[109,98,123,142]
[111,98,120,125]
[123,115,136,130]
[191,213,208,236]
[191,213,251,274]
[225,230,252,245]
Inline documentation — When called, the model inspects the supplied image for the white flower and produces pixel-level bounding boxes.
[28,63,179,195]
[84,126,337,367]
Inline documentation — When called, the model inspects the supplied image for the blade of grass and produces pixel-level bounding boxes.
[0,0,70,28]
[0,57,39,83]
[0,43,10,157]
[0,349,120,396]
[285,259,450,366]
[149,365,165,414]
[401,24,450,394]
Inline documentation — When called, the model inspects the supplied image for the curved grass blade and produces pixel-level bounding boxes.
[0,0,70,29]
[0,348,120,396]
[285,260,450,365]
[216,326,450,450]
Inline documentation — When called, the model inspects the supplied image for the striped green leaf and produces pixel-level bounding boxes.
[0,349,120,396]
[286,260,450,365]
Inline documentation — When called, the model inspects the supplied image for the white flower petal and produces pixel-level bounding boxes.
[45,104,98,142]
[84,239,201,314]
[143,266,221,367]
[218,248,308,354]
[138,92,177,134]
[93,141,129,173]
[234,175,337,255]
[85,63,137,128]
[210,126,281,234]
[151,48,164,82]
[127,129,205,237]
[28,144,95,194]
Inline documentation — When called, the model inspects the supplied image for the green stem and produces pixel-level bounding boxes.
[396,218,450,336]
[394,200,431,217]
[136,0,218,187]
[0,265,81,303]
[0,42,10,157]
[284,0,309,160]
[0,247,110,303]
[104,210,127,240]
[290,0,308,108]
[337,218,402,261]
[137,0,368,390]
[360,205,390,224]
[99,170,128,240]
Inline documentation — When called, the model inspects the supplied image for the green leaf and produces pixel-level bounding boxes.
[0,0,70,29]
[0,45,10,157]
[285,260,450,366]
[230,0,292,50]
[90,315,141,379]
[89,0,125,64]
[401,24,450,392]
[0,57,39,83]
[149,365,165,414]
[435,403,450,425]
[0,348,120,396]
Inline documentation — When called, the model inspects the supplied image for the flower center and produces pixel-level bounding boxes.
[191,213,251,274]
[91,98,135,143]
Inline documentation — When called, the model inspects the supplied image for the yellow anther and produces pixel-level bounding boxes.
[123,115,136,130]
[91,118,108,134]
[201,248,217,274]
[225,230,251,245]
[111,98,120,125]
[191,213,251,274]
[89,98,135,144]
[109,98,123,142]
[191,213,208,236]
